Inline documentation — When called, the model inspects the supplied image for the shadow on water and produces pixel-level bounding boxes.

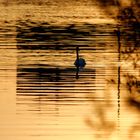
[16,20,98,114]
[16,21,93,50]
[16,20,117,50]
[16,64,96,114]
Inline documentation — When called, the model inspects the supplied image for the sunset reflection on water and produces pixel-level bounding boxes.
[0,1,140,140]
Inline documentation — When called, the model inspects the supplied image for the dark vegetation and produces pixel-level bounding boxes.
[86,1,140,139]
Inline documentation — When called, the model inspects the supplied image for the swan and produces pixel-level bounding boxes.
[74,46,86,68]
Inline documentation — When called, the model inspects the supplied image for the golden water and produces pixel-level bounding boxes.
[0,2,140,140]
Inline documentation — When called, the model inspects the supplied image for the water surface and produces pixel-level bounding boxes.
[0,3,140,140]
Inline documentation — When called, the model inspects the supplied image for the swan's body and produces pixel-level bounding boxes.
[74,58,86,68]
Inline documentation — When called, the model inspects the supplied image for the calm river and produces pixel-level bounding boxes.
[0,2,140,140]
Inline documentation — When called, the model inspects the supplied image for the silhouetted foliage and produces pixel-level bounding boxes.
[88,1,140,139]
[124,74,140,94]
[118,7,138,24]
[117,6,140,53]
